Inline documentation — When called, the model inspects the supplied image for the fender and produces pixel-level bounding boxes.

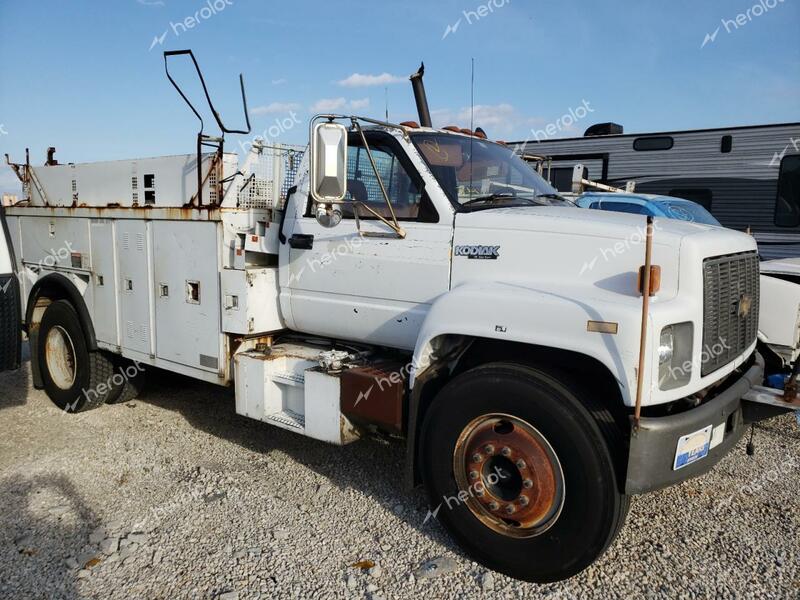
[404,282,644,486]
[411,282,642,400]
[25,272,97,388]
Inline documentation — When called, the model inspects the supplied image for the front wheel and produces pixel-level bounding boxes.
[37,300,116,412]
[419,362,629,583]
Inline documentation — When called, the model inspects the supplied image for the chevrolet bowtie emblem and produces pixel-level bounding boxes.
[737,294,753,319]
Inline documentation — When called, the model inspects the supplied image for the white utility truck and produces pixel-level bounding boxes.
[0,53,795,582]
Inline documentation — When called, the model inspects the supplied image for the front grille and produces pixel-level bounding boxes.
[701,251,760,376]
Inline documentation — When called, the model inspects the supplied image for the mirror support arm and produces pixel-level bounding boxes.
[352,119,406,238]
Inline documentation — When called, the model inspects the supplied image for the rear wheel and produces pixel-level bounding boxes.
[37,300,115,412]
[105,355,147,404]
[419,362,629,583]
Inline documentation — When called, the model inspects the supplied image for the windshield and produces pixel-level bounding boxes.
[411,133,565,209]
[654,200,721,226]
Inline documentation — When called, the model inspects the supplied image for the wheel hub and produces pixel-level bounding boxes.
[45,325,77,390]
[453,414,565,538]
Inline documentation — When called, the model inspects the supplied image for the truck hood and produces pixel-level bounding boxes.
[452,205,757,302]
[455,205,715,242]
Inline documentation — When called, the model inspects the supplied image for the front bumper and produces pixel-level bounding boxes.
[625,352,764,495]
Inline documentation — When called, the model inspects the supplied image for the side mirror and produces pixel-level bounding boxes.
[310,122,348,204]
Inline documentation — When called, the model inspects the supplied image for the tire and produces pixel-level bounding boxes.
[37,299,115,413]
[419,362,629,583]
[105,354,147,404]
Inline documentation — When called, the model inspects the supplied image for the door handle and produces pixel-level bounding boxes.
[289,234,314,250]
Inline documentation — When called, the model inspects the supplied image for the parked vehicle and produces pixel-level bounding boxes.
[513,122,800,259]
[575,192,722,226]
[0,53,795,583]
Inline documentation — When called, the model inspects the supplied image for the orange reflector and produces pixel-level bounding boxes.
[400,121,420,129]
[638,265,661,296]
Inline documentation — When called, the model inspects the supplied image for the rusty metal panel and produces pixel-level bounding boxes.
[340,362,406,435]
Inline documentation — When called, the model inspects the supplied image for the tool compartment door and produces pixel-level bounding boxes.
[153,221,221,373]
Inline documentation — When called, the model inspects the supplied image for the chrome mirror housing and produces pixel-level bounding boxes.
[310,122,348,203]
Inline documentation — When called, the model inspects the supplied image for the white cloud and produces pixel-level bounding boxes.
[250,102,301,115]
[431,103,519,135]
[310,97,348,112]
[337,72,404,87]
[271,78,287,85]
[349,98,370,110]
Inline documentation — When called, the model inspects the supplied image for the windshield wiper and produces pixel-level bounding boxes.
[462,193,542,208]
[535,192,576,206]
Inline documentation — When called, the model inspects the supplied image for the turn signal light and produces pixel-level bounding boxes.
[638,265,661,296]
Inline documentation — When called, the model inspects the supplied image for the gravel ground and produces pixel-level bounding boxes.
[0,344,798,599]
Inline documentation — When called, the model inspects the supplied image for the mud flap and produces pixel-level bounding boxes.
[0,273,21,371]
[0,203,21,372]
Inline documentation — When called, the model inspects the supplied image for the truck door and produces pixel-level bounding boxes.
[285,131,452,350]
[0,204,21,371]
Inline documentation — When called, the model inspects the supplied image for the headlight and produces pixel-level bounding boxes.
[658,322,694,390]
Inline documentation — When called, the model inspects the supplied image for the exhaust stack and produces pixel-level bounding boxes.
[410,63,432,128]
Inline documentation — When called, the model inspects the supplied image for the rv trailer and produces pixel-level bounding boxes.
[512,122,800,260]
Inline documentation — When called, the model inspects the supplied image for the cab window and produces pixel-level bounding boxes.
[342,134,436,222]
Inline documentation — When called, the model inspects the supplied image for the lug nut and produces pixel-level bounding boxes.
[501,447,511,457]
[469,470,479,480]
[519,495,529,506]
[523,479,533,489]
[475,488,485,497]
[488,501,499,511]
[484,445,495,455]
[504,504,515,514]
[472,453,482,463]
[515,459,526,469]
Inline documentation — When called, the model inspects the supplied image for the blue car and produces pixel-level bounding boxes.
[575,192,722,226]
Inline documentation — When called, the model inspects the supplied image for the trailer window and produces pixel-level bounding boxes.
[633,137,673,151]
[549,167,577,192]
[720,135,733,153]
[775,155,800,227]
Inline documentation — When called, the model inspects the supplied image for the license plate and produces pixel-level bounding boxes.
[673,425,713,470]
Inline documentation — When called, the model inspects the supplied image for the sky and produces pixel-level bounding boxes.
[1,0,798,195]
